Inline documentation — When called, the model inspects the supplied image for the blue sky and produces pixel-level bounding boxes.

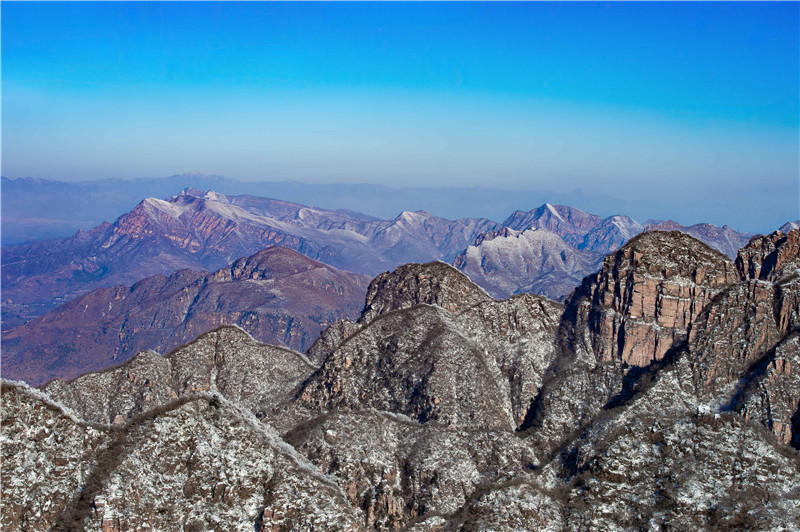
[2,2,798,229]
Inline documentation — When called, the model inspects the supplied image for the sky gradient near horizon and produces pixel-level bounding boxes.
[2,2,798,229]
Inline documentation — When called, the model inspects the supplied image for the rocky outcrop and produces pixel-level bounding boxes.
[300,261,561,430]
[736,228,800,282]
[2,246,370,386]
[359,262,493,324]
[519,231,739,455]
[579,231,737,366]
[701,228,800,446]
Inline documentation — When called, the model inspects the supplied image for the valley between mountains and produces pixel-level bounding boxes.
[2,189,800,530]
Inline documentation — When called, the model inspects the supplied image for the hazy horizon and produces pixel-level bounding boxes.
[2,172,796,236]
[3,2,798,228]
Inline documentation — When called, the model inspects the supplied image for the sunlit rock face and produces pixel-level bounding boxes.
[577,230,738,367]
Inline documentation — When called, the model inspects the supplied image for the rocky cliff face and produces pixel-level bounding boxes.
[580,231,738,366]
[3,229,799,531]
[735,228,800,282]
[716,228,800,446]
[2,246,370,386]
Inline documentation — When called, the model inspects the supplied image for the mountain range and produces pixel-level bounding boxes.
[2,188,759,332]
[2,189,774,388]
[5,173,788,245]
[4,227,799,530]
[1,188,497,328]
[2,246,370,386]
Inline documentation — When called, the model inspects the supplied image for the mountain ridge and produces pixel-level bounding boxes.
[2,246,370,386]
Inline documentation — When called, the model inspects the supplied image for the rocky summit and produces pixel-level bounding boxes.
[3,229,800,531]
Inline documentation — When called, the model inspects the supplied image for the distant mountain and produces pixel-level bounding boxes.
[452,203,754,302]
[780,220,800,232]
[3,174,785,245]
[501,203,752,257]
[453,227,602,300]
[643,220,753,258]
[2,246,370,386]
[502,203,603,248]
[1,189,497,328]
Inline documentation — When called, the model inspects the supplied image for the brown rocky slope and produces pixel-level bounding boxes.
[2,246,370,386]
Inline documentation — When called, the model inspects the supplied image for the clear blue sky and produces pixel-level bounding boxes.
[2,2,798,227]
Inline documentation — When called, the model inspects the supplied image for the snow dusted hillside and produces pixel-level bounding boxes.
[4,229,800,530]
[453,228,602,300]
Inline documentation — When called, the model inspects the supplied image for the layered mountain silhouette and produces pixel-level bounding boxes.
[2,246,370,386]
[2,189,753,332]
[1,189,498,329]
[4,227,799,529]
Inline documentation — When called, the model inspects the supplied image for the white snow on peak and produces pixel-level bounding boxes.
[608,215,644,238]
[203,190,228,203]
[142,197,191,219]
[398,211,426,222]
[545,203,566,223]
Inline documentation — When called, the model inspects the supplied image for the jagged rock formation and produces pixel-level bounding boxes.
[579,231,738,366]
[452,227,602,300]
[1,189,498,328]
[523,229,800,459]
[3,229,800,531]
[735,227,800,282]
[2,246,369,386]
[359,261,494,324]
